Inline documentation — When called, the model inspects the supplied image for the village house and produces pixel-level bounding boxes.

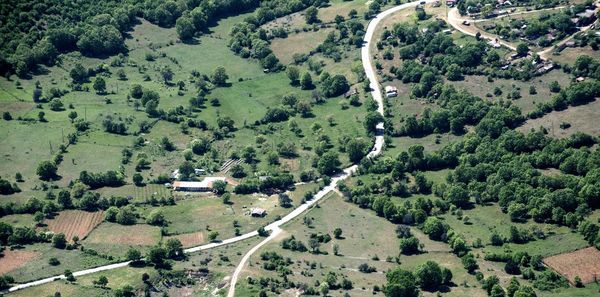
[251,208,267,217]
[385,85,398,97]
[172,177,228,192]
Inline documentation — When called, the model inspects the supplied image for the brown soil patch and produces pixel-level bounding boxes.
[166,231,205,248]
[85,223,160,246]
[42,210,104,242]
[0,249,39,274]
[543,247,600,285]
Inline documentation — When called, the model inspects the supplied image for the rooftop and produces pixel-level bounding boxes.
[173,177,227,189]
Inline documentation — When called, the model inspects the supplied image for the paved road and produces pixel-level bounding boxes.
[225,1,436,296]
[447,7,517,50]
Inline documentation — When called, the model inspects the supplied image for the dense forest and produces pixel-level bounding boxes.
[0,0,331,77]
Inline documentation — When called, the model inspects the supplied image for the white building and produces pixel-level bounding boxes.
[385,86,398,98]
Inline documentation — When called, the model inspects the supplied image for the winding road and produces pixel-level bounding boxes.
[225,1,434,295]
[5,1,406,294]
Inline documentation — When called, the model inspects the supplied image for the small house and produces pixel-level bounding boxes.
[251,208,267,217]
[385,86,398,98]
[576,9,597,26]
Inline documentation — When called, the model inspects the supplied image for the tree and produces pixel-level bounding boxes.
[116,206,136,225]
[70,63,88,83]
[321,74,350,97]
[309,237,321,253]
[208,231,219,241]
[130,84,143,99]
[516,43,529,56]
[462,254,479,273]
[146,209,165,226]
[48,257,60,266]
[165,238,184,259]
[191,137,211,155]
[491,285,506,297]
[49,99,64,111]
[160,66,174,84]
[176,16,195,40]
[126,248,142,263]
[446,64,462,81]
[364,112,384,134]
[94,275,108,288]
[146,246,168,268]
[301,72,313,89]
[282,94,298,108]
[399,236,420,255]
[278,193,292,208]
[64,270,76,282]
[212,180,227,195]
[160,136,175,151]
[286,66,300,85]
[414,261,444,291]
[423,217,448,241]
[93,77,106,94]
[258,226,269,236]
[230,164,246,178]
[384,268,419,297]
[52,233,67,249]
[347,138,369,163]
[318,151,341,175]
[132,173,144,186]
[211,66,228,86]
[68,111,78,123]
[38,111,46,122]
[37,161,57,180]
[483,276,500,295]
[446,185,470,208]
[333,228,343,239]
[513,285,537,297]
[305,6,319,24]
[179,161,195,178]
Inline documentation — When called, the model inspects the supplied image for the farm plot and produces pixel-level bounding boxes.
[544,247,600,285]
[42,210,104,242]
[164,231,205,248]
[0,249,39,275]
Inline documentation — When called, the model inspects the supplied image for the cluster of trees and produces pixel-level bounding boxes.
[380,21,495,82]
[484,10,575,45]
[1,0,138,77]
[79,170,125,189]
[233,173,294,194]
[228,0,328,69]
[529,79,600,118]
[0,177,20,195]
[384,261,452,296]
[5,0,322,76]
[315,18,367,61]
